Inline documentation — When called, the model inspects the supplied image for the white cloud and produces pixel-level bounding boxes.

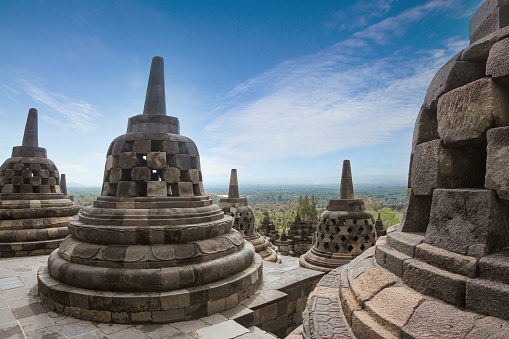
[205,1,467,165]
[19,78,102,131]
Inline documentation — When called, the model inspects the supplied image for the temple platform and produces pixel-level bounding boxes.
[0,255,323,338]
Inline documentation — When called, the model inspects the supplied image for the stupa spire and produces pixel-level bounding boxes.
[142,56,166,116]
[228,169,240,199]
[22,108,38,147]
[339,160,354,199]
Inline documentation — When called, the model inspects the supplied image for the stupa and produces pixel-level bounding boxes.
[258,212,279,243]
[219,169,280,262]
[374,212,386,237]
[299,160,376,272]
[0,109,79,258]
[300,1,509,337]
[38,57,262,323]
[274,212,315,257]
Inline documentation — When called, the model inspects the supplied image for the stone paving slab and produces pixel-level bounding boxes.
[0,254,298,338]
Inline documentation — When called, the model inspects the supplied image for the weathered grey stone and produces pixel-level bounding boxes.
[466,316,509,338]
[147,152,166,169]
[423,56,485,110]
[486,127,509,200]
[403,258,467,306]
[133,139,151,154]
[147,181,167,197]
[375,244,411,277]
[470,0,509,43]
[425,189,509,257]
[412,106,439,153]
[463,25,509,62]
[161,168,180,183]
[401,301,481,338]
[131,167,151,182]
[411,140,486,196]
[181,169,200,183]
[487,37,509,78]
[386,232,424,257]
[119,152,138,169]
[116,181,138,197]
[478,252,509,284]
[415,243,478,278]
[466,278,509,320]
[437,78,509,146]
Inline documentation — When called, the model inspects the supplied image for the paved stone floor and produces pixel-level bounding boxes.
[0,254,301,339]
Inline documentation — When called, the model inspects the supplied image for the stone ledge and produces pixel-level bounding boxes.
[386,232,424,257]
[415,243,478,278]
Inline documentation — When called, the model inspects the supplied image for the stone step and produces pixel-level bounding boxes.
[466,278,509,320]
[478,251,509,284]
[375,244,411,277]
[414,243,478,278]
[386,232,425,257]
[403,258,467,307]
[351,310,397,339]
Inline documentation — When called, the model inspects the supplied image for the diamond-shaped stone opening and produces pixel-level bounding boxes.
[359,226,364,233]
[353,236,359,242]
[347,245,354,252]
[325,225,330,232]
[353,219,357,225]
[341,235,347,242]
[334,244,340,251]
[324,243,329,249]
[364,219,369,225]
[341,219,346,225]
[364,235,370,241]
[347,227,353,233]
[320,233,325,240]
[360,244,365,251]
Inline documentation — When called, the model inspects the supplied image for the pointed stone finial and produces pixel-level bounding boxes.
[340,160,354,199]
[143,56,166,116]
[22,108,38,147]
[228,169,240,199]
[60,174,67,196]
[377,213,382,221]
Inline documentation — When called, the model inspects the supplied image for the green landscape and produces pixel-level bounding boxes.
[69,184,405,233]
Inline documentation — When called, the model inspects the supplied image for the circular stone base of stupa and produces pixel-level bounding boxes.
[299,234,509,338]
[299,248,353,273]
[245,233,281,262]
[37,248,263,324]
[0,194,78,258]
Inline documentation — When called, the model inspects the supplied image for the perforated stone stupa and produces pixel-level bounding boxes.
[219,169,280,263]
[299,160,376,272]
[0,109,79,258]
[37,57,262,324]
[299,2,509,337]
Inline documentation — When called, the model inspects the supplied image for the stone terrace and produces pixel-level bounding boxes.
[0,255,323,338]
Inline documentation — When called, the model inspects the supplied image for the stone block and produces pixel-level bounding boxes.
[109,168,122,183]
[425,189,509,257]
[466,278,509,320]
[410,140,486,196]
[39,169,49,178]
[352,310,396,339]
[4,168,14,178]
[2,184,14,193]
[133,139,152,154]
[466,316,509,338]
[411,106,439,152]
[12,176,23,185]
[437,78,509,146]
[105,155,119,170]
[402,258,467,306]
[170,154,192,170]
[116,181,138,197]
[181,169,200,183]
[486,127,509,200]
[161,140,179,154]
[131,167,151,182]
[147,181,167,197]
[365,286,425,333]
[470,1,509,43]
[30,163,41,170]
[119,152,138,169]
[193,183,205,196]
[161,168,180,183]
[147,152,166,169]
[349,267,395,305]
[30,176,41,186]
[13,163,23,171]
[415,243,478,278]
[375,244,411,277]
[48,177,56,186]
[171,182,194,197]
[401,301,482,338]
[340,288,361,326]
[487,37,509,78]
[386,232,424,257]
[424,56,485,110]
[478,253,509,284]
[21,168,31,178]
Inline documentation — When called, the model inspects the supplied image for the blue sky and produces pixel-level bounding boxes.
[0,0,482,187]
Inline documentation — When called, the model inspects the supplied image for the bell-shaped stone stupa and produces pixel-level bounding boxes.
[299,160,376,272]
[0,109,79,257]
[258,212,279,243]
[219,169,281,262]
[300,2,509,337]
[38,57,262,323]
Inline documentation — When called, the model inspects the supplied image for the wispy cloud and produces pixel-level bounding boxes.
[205,1,467,166]
[325,0,396,31]
[19,77,102,131]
